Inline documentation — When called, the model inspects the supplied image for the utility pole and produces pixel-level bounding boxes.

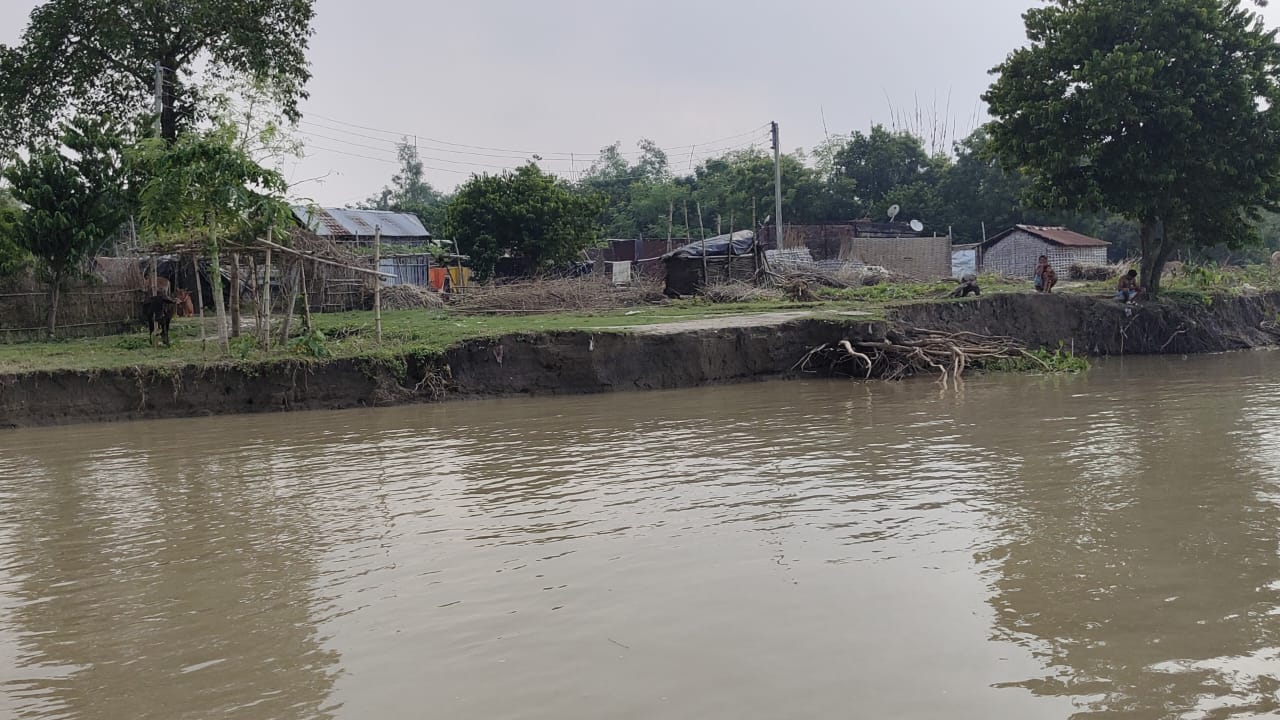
[771,121,783,250]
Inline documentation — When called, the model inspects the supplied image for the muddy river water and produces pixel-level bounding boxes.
[2,351,1279,719]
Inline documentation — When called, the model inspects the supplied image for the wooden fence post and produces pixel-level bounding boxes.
[374,225,382,343]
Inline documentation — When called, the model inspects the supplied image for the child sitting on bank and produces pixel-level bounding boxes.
[1117,269,1142,303]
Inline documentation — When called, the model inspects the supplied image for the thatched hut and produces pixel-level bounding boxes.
[662,231,762,297]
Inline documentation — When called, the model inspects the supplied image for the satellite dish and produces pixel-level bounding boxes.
[887,204,901,222]
[909,219,925,233]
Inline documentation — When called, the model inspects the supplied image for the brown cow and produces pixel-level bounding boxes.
[173,288,195,317]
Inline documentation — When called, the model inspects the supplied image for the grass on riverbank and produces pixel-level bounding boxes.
[2,265,1273,375]
[0,300,830,374]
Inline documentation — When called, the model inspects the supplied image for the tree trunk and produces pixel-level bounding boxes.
[45,275,60,339]
[1139,219,1171,298]
[230,253,241,338]
[210,244,229,353]
[160,63,179,143]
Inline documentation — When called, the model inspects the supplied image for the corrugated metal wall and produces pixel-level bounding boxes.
[378,255,432,287]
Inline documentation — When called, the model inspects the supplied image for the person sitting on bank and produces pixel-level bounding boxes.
[1034,255,1058,293]
[1116,269,1142,303]
[950,273,981,298]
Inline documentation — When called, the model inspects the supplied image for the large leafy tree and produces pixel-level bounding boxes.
[362,141,448,234]
[3,119,127,336]
[0,0,315,149]
[834,125,939,212]
[985,0,1280,296]
[578,139,680,239]
[691,149,825,231]
[447,164,604,280]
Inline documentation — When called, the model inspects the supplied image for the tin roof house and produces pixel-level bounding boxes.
[980,225,1110,278]
[292,207,432,247]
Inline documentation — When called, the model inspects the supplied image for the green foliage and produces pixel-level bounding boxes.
[0,0,315,147]
[577,123,1152,250]
[984,0,1280,295]
[133,126,290,248]
[289,327,330,359]
[447,164,605,279]
[833,125,937,210]
[1182,262,1230,291]
[979,345,1091,374]
[114,335,152,351]
[362,141,448,233]
[229,335,257,359]
[0,190,27,277]
[3,118,128,333]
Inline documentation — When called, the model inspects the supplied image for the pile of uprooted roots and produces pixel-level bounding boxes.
[793,327,1054,385]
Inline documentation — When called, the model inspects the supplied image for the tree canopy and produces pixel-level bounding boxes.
[556,126,1143,254]
[446,164,604,280]
[361,141,448,234]
[0,0,315,149]
[2,118,128,335]
[984,0,1280,294]
[135,125,290,349]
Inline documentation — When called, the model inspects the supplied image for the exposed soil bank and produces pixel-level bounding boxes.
[892,291,1280,355]
[2,292,1278,428]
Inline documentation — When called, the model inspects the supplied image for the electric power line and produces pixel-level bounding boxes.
[304,110,770,159]
[302,120,771,171]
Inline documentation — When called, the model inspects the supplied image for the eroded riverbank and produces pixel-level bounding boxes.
[2,291,1279,427]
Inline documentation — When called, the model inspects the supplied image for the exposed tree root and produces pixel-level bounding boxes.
[794,327,1051,387]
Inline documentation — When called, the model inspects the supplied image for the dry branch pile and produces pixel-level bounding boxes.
[794,327,1049,385]
[702,281,784,303]
[1068,263,1126,281]
[767,264,896,290]
[379,284,445,310]
[455,277,667,313]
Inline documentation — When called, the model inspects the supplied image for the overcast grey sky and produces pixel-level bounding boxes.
[5,0,1280,207]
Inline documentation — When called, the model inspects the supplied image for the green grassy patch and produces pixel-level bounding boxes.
[0,300,835,374]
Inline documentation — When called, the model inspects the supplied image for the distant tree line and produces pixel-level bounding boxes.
[358,125,1154,279]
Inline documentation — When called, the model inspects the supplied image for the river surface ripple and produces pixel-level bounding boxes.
[1,351,1279,719]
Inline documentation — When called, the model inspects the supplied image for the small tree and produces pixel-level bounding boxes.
[984,0,1280,296]
[3,119,127,336]
[362,141,448,233]
[135,127,289,351]
[446,164,603,279]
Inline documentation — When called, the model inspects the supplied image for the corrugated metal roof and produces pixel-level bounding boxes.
[990,225,1109,248]
[292,206,431,239]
